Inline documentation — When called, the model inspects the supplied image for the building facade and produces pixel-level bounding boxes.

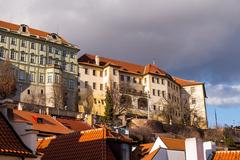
[78,54,205,126]
[0,20,80,113]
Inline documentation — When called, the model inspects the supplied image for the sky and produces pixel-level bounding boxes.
[0,0,240,127]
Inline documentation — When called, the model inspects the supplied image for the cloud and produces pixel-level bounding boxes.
[1,0,240,84]
[206,83,240,106]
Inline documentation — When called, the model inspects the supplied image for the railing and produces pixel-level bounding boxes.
[119,83,147,97]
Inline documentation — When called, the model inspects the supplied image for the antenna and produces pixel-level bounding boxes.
[215,108,218,128]
[152,58,156,65]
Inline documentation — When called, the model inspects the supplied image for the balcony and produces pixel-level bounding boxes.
[119,83,147,97]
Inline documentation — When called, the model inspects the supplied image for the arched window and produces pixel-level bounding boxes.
[138,98,148,111]
[120,95,132,108]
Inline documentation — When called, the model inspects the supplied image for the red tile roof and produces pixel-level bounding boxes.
[213,151,240,160]
[0,111,34,157]
[159,136,185,151]
[13,110,72,135]
[173,76,203,87]
[56,118,92,132]
[140,143,154,155]
[142,148,160,160]
[0,20,74,47]
[39,127,133,160]
[79,54,171,77]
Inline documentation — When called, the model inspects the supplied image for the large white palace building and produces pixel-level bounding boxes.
[78,54,208,128]
[0,20,207,128]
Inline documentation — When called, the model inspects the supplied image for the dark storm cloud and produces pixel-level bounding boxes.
[1,0,240,106]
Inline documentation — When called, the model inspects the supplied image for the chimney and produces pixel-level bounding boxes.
[17,103,23,111]
[95,55,100,65]
[203,141,216,160]
[185,138,204,160]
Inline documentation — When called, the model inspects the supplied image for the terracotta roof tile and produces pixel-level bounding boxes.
[213,151,240,160]
[0,111,34,157]
[173,76,203,87]
[79,54,172,78]
[0,20,73,46]
[140,143,154,155]
[56,118,92,132]
[40,127,133,160]
[13,110,72,135]
[142,148,159,160]
[159,136,185,151]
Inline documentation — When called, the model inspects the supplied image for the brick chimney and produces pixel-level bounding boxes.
[95,55,100,65]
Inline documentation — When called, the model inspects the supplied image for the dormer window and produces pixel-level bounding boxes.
[22,26,26,32]
[37,117,43,124]
[20,24,29,33]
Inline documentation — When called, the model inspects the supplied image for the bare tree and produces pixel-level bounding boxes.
[51,75,67,113]
[79,85,94,114]
[0,60,16,99]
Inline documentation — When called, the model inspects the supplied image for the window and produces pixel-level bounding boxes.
[37,118,43,124]
[40,74,44,83]
[100,84,103,90]
[55,75,59,83]
[94,98,97,104]
[152,77,155,83]
[21,40,26,47]
[127,76,130,82]
[10,50,15,60]
[20,52,25,61]
[144,78,147,83]
[93,70,96,76]
[158,90,160,96]
[152,89,155,96]
[113,82,117,88]
[47,74,53,83]
[41,89,44,95]
[101,100,104,105]
[120,75,124,81]
[153,105,156,110]
[139,78,142,84]
[55,49,59,54]
[19,70,25,81]
[11,37,16,45]
[69,80,74,89]
[93,82,96,89]
[85,81,88,88]
[133,77,137,83]
[62,62,66,70]
[191,87,195,94]
[48,46,53,53]
[104,70,107,76]
[27,89,30,95]
[157,78,159,84]
[48,57,53,64]
[168,81,170,87]
[40,55,44,65]
[100,71,103,77]
[113,69,116,75]
[31,42,35,49]
[29,72,35,82]
[168,93,171,100]
[22,26,26,32]
[85,68,88,74]
[30,54,35,63]
[162,79,165,85]
[62,50,66,57]
[0,48,4,58]
[0,35,5,43]
[162,91,166,98]
[70,52,74,58]
[70,63,74,72]
[192,98,196,104]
